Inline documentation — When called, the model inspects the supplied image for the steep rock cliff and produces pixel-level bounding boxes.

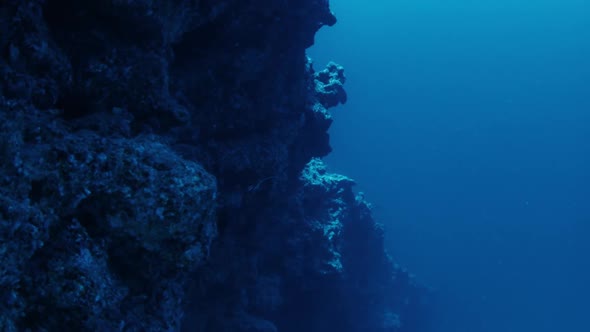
[0,1,429,331]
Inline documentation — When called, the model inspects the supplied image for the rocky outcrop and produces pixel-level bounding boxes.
[0,0,430,331]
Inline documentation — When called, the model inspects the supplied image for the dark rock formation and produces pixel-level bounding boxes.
[0,0,430,331]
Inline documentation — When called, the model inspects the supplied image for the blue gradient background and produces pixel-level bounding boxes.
[309,0,590,331]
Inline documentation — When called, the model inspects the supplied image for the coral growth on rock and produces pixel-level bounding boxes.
[0,0,430,331]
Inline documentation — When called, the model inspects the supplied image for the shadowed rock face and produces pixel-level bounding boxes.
[0,1,430,331]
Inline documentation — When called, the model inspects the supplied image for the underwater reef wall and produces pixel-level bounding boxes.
[0,0,430,331]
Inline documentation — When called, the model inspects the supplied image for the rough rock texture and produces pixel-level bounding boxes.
[0,0,430,331]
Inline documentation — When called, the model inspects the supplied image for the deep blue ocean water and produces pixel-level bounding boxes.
[309,0,590,331]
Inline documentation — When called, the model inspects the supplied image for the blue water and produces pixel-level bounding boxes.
[309,1,590,331]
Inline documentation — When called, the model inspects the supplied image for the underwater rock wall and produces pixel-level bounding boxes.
[0,0,429,331]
